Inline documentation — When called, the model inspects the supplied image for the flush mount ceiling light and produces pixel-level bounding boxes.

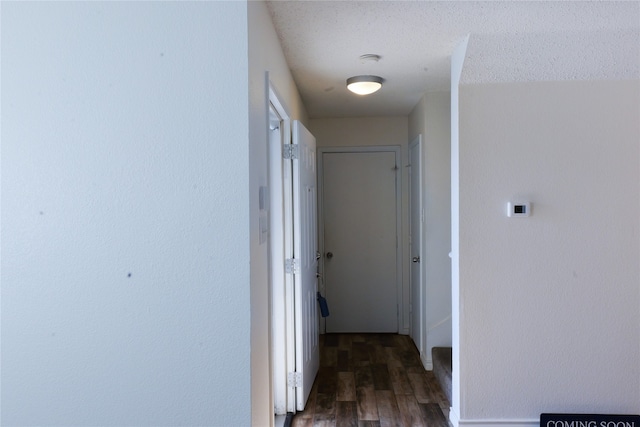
[346,75,383,95]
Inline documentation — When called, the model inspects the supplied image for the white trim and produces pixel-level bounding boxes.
[269,106,286,415]
[408,135,424,362]
[268,79,296,415]
[274,415,287,427]
[421,353,433,370]
[282,121,296,414]
[449,411,538,427]
[458,422,538,427]
[450,407,461,427]
[317,145,403,333]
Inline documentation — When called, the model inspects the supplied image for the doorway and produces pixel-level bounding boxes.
[269,85,320,422]
[268,97,295,418]
[318,146,402,333]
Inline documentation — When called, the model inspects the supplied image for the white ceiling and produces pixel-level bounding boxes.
[266,1,640,118]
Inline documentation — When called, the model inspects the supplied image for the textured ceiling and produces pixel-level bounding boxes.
[266,1,640,118]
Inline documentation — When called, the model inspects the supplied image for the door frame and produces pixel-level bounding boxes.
[268,81,296,416]
[409,135,425,359]
[317,145,403,333]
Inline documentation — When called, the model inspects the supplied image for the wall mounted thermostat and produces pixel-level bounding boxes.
[507,201,530,217]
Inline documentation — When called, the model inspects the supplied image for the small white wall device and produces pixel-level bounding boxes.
[507,201,530,217]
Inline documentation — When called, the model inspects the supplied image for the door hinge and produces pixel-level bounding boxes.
[285,258,300,274]
[283,144,299,160]
[288,371,302,388]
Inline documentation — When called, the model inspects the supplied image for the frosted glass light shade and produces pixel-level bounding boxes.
[346,75,383,95]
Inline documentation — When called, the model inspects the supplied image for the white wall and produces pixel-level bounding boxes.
[310,117,407,149]
[456,79,640,423]
[1,2,251,425]
[408,92,452,369]
[248,1,309,425]
[308,117,410,334]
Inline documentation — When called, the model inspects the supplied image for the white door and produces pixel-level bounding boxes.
[292,121,319,411]
[409,136,423,352]
[321,149,399,333]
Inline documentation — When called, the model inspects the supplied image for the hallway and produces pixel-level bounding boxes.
[292,334,450,427]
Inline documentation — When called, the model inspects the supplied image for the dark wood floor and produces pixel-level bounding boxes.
[292,333,450,427]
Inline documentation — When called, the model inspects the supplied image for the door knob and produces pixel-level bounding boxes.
[326,252,333,259]
[412,256,420,263]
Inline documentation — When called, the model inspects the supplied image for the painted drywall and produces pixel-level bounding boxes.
[408,92,452,369]
[1,2,250,425]
[457,79,640,422]
[308,117,410,334]
[248,1,309,425]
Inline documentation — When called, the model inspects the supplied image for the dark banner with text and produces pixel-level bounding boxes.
[541,414,640,427]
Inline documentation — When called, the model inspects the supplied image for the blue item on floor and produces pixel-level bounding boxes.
[317,292,330,317]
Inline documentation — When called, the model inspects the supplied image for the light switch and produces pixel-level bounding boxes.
[259,186,269,211]
[507,201,530,217]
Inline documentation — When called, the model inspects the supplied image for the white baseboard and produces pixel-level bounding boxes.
[420,352,433,370]
[449,409,538,427]
[448,407,458,427]
[274,414,287,427]
[456,420,538,427]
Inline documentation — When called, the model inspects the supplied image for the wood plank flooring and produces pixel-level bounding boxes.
[292,334,450,427]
